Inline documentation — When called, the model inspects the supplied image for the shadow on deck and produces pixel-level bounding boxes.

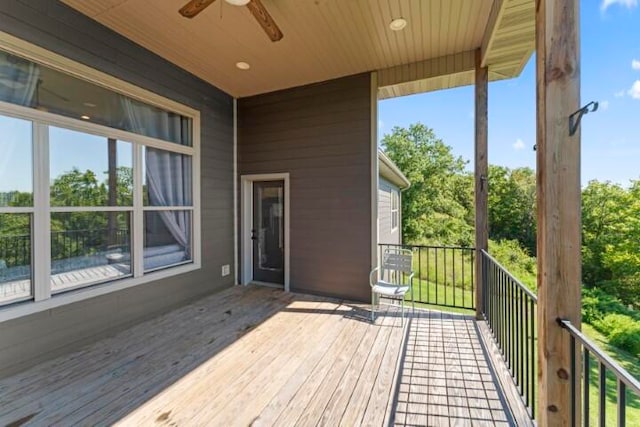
[0,285,530,426]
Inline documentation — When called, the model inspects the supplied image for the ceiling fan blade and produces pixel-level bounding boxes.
[179,0,217,18]
[246,0,283,42]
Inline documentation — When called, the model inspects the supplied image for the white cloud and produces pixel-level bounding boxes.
[601,0,638,11]
[600,100,610,110]
[614,90,626,98]
[513,138,525,151]
[633,59,640,70]
[378,119,384,130]
[629,80,640,99]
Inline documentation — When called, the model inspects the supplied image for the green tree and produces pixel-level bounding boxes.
[382,123,473,245]
[488,165,536,255]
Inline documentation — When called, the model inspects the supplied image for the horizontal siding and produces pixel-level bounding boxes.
[379,177,401,245]
[239,73,373,302]
[0,0,234,377]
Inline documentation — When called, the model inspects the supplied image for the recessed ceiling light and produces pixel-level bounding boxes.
[80,115,90,120]
[83,102,97,108]
[225,0,250,5]
[389,18,407,31]
[236,61,251,70]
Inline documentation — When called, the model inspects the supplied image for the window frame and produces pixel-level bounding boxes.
[391,190,399,232]
[0,31,201,322]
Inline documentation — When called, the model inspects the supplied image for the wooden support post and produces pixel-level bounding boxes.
[475,48,489,320]
[536,0,582,425]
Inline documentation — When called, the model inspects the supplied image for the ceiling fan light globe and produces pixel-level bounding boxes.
[225,0,251,6]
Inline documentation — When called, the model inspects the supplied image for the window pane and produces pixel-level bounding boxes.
[0,50,192,146]
[0,214,31,303]
[50,127,133,207]
[0,115,32,207]
[144,210,191,272]
[51,212,131,293]
[143,147,192,206]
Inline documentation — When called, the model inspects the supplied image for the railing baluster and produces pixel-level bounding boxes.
[599,362,606,427]
[452,247,456,308]
[571,334,577,427]
[584,349,590,427]
[618,380,626,427]
[418,246,422,303]
[435,247,438,306]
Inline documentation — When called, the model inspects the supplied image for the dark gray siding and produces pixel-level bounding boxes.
[379,177,401,245]
[0,0,234,377]
[238,73,373,302]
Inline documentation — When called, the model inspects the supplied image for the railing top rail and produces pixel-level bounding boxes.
[559,318,640,395]
[481,249,538,302]
[378,243,476,251]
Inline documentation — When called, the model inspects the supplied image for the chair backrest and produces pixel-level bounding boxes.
[381,248,413,274]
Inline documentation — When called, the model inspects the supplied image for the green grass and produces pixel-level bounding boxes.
[582,324,640,426]
[405,278,474,314]
[401,245,475,312]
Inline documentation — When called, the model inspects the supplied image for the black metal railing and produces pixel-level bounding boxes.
[0,233,31,268]
[50,228,129,261]
[559,319,640,427]
[482,249,538,419]
[0,229,129,268]
[379,243,475,310]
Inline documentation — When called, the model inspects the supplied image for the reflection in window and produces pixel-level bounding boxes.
[0,50,192,146]
[50,212,131,293]
[0,115,32,207]
[142,147,192,206]
[0,214,32,303]
[144,211,191,272]
[50,127,133,207]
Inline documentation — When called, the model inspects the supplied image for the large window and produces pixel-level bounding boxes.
[0,39,200,312]
[0,116,33,304]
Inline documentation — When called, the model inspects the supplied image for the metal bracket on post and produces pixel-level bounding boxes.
[569,101,598,136]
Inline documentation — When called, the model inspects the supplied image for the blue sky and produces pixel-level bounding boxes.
[379,0,640,186]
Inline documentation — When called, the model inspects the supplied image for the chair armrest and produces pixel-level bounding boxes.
[401,271,415,287]
[369,266,380,288]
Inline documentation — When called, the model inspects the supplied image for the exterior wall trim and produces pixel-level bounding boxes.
[371,72,379,268]
[240,173,291,292]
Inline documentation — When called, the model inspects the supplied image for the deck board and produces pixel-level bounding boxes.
[0,285,530,426]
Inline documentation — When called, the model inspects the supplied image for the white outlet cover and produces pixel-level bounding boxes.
[222,264,230,276]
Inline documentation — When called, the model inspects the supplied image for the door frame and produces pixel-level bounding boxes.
[240,173,290,291]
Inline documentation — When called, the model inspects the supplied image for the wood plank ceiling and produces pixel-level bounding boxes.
[61,0,534,99]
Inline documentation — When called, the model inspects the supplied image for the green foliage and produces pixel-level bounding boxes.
[593,314,640,356]
[488,239,537,291]
[582,288,640,355]
[488,166,536,255]
[382,123,473,246]
[582,180,640,308]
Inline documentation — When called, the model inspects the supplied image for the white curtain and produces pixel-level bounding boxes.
[121,98,192,254]
[0,52,40,106]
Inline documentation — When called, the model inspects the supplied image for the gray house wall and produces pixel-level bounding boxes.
[0,0,234,378]
[378,177,401,245]
[238,73,373,302]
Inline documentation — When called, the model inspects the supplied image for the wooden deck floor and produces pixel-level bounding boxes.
[0,285,524,426]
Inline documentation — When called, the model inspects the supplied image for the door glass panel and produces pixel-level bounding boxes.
[253,181,284,284]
